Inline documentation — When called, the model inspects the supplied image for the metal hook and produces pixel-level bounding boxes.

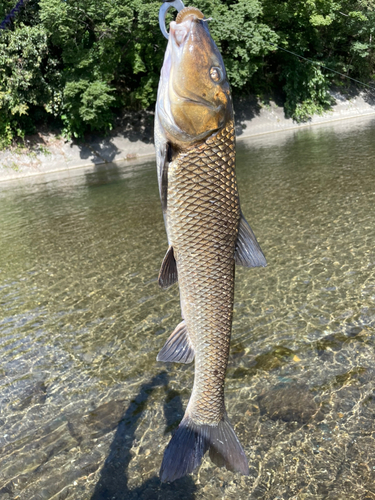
[159,0,185,40]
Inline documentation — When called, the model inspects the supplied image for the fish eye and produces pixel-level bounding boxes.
[210,66,223,83]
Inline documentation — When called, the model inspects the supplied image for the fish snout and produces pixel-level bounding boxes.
[170,21,190,47]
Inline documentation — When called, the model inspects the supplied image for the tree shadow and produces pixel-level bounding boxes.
[83,162,123,188]
[91,371,197,500]
[232,91,285,137]
[329,84,375,107]
[79,108,155,164]
[233,93,262,138]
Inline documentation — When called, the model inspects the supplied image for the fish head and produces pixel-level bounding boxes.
[156,7,232,147]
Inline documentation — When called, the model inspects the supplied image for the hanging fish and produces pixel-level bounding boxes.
[154,2,266,483]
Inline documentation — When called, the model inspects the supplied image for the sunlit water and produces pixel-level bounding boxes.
[1,116,375,500]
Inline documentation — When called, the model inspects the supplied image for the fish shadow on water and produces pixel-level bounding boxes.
[91,371,197,500]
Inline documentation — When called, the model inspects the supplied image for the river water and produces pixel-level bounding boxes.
[1,116,375,500]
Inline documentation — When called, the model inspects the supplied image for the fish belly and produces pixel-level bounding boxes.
[167,122,240,424]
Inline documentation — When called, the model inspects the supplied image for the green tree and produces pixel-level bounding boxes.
[0,0,374,142]
[0,1,56,146]
[262,0,375,120]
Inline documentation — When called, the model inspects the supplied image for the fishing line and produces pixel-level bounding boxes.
[266,41,375,95]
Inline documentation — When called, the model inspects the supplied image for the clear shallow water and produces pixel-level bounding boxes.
[1,116,375,499]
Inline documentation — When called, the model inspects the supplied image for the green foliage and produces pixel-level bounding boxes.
[0,114,14,150]
[282,60,334,121]
[263,0,375,120]
[61,80,115,137]
[38,0,164,135]
[0,19,55,142]
[0,0,374,141]
[0,0,169,139]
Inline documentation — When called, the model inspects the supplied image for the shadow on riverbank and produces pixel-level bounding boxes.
[1,88,375,182]
[91,371,197,500]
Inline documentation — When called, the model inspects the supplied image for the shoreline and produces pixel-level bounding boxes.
[1,89,375,183]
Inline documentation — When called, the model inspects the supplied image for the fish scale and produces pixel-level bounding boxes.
[167,120,240,424]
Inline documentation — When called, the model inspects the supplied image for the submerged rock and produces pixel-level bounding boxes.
[258,383,319,424]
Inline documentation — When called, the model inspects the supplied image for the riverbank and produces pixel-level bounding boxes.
[1,88,375,182]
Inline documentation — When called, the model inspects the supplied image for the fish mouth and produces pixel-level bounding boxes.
[169,16,193,48]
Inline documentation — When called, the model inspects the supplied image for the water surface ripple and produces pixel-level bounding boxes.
[1,116,375,499]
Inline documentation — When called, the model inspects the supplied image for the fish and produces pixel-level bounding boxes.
[154,5,266,483]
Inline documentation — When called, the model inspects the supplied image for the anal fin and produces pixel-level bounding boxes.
[157,321,195,364]
[235,213,267,268]
[158,246,177,289]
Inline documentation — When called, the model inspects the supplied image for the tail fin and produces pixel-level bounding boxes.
[159,414,249,483]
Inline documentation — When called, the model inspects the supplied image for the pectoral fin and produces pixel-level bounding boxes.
[235,213,267,268]
[158,246,178,289]
[157,321,195,364]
